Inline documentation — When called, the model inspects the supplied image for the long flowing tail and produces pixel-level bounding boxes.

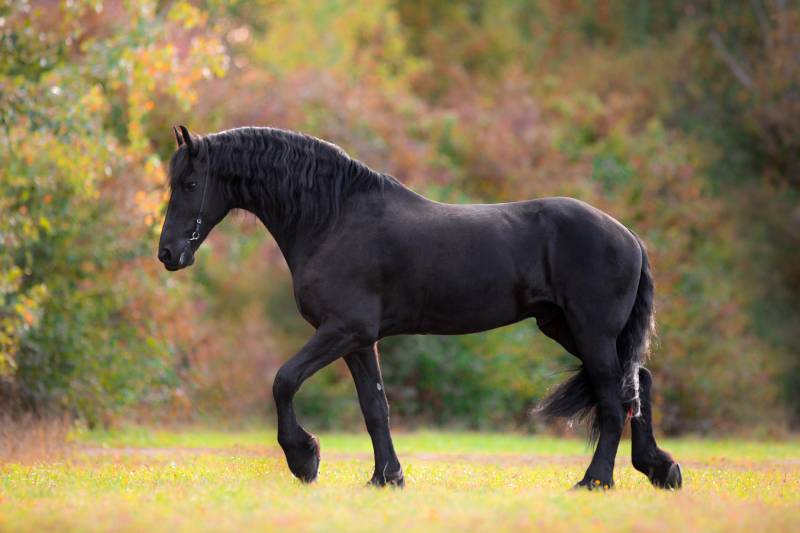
[536,236,655,444]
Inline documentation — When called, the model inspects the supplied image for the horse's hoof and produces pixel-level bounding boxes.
[286,433,321,483]
[367,468,404,489]
[649,462,682,490]
[572,477,613,491]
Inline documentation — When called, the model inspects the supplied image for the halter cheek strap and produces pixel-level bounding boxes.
[188,146,211,243]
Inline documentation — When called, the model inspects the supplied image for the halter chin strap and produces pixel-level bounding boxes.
[188,145,211,243]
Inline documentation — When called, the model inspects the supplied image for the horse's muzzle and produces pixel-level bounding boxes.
[159,242,195,271]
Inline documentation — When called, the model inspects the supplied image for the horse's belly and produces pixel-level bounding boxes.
[416,280,527,334]
[420,311,524,335]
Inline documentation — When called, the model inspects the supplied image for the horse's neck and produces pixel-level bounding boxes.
[248,194,338,274]
[252,209,307,273]
[243,155,409,271]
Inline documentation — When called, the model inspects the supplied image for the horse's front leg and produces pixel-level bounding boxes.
[273,322,365,482]
[344,343,403,487]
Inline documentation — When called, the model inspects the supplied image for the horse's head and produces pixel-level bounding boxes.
[158,126,228,271]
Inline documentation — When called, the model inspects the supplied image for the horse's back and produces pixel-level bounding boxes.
[374,194,639,335]
[300,189,642,337]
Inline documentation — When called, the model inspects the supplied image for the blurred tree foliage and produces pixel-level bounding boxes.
[0,0,225,425]
[2,0,798,433]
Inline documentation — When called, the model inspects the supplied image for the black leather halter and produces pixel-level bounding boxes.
[188,145,211,243]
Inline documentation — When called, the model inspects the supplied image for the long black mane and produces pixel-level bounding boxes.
[169,127,399,231]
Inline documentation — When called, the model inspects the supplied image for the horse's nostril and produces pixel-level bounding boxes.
[158,248,172,263]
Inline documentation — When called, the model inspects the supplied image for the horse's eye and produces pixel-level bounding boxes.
[184,181,197,192]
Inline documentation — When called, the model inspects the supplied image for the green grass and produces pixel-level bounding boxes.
[1,427,799,532]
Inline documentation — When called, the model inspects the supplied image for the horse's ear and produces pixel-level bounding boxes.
[173,126,183,147]
[178,125,196,155]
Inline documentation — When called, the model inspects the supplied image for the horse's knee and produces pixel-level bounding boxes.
[273,368,298,403]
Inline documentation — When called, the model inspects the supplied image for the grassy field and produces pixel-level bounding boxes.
[1,427,798,532]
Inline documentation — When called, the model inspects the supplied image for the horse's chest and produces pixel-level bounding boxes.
[291,276,326,327]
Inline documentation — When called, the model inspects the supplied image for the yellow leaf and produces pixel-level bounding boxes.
[39,216,52,233]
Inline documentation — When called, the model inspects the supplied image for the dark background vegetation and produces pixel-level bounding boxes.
[2,0,798,436]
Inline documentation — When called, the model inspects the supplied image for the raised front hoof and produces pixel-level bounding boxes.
[649,462,682,490]
[572,477,614,491]
[284,433,321,483]
[366,469,405,489]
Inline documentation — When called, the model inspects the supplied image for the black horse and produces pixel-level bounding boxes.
[158,125,682,490]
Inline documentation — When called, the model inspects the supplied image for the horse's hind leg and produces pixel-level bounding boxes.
[573,334,626,490]
[631,367,682,489]
[344,343,403,487]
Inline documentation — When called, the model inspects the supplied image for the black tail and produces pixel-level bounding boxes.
[536,236,655,445]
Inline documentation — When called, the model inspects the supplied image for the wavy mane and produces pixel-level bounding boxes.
[168,127,399,231]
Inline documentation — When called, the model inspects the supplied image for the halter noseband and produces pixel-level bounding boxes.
[188,144,211,243]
